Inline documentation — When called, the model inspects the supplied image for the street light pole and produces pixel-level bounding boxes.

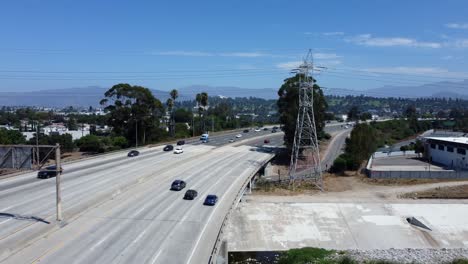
[55,143,62,221]
[36,121,39,168]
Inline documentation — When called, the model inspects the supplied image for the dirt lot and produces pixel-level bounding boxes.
[256,165,468,201]
[400,184,468,199]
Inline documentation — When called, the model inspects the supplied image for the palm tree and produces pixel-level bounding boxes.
[200,92,209,132]
[195,93,202,134]
[169,89,178,136]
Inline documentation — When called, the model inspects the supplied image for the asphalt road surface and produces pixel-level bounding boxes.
[0,124,349,264]
[0,136,274,264]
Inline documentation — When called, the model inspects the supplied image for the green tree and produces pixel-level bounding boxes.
[277,74,327,150]
[99,83,164,145]
[414,140,425,157]
[344,123,378,168]
[112,136,128,149]
[195,92,209,133]
[76,135,104,153]
[360,112,372,121]
[166,98,174,136]
[174,108,193,123]
[347,105,360,122]
[169,89,179,136]
[330,156,347,173]
[67,117,78,130]
[0,129,26,144]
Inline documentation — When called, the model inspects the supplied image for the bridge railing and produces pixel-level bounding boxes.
[208,154,274,264]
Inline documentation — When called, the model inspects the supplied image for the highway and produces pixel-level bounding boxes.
[0,129,276,264]
[0,124,349,264]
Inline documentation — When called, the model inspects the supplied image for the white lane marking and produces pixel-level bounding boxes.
[0,218,12,225]
[150,250,162,264]
[0,206,13,211]
[186,155,269,264]
[90,232,112,251]
[132,229,147,244]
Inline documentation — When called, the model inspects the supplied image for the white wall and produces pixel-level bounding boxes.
[428,143,468,169]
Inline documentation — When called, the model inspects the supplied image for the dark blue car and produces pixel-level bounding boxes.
[203,195,218,206]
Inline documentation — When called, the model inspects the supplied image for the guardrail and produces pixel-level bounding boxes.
[208,155,274,264]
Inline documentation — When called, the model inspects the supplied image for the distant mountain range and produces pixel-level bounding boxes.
[363,80,468,99]
[0,85,279,108]
[1,80,467,107]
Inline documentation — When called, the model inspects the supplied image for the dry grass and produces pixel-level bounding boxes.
[400,184,468,199]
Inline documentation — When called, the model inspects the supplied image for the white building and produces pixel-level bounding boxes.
[425,137,468,170]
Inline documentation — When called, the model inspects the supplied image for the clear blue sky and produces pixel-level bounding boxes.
[0,0,467,94]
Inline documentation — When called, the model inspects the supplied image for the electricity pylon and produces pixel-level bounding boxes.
[288,49,323,190]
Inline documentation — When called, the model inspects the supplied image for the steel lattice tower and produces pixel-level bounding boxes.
[288,50,323,190]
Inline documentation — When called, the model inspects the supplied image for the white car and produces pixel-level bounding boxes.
[235,134,242,138]
[174,146,183,154]
[254,128,261,132]
[229,138,234,143]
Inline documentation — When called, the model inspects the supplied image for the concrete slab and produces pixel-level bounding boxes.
[371,155,447,171]
[226,202,468,252]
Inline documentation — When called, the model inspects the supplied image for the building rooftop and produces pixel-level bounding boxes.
[425,136,468,144]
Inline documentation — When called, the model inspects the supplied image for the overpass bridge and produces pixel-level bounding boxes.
[0,131,276,264]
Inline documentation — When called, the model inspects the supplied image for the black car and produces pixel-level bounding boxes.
[183,189,198,200]
[272,126,279,130]
[177,140,185,146]
[271,129,277,133]
[243,129,249,133]
[263,127,269,131]
[203,194,218,206]
[127,150,139,157]
[163,145,174,151]
[37,165,63,179]
[170,180,186,191]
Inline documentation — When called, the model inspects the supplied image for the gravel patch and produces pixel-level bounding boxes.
[335,248,468,263]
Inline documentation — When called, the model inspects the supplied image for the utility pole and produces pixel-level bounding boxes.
[192,116,194,137]
[36,121,40,168]
[288,49,323,190]
[212,116,214,132]
[135,119,138,148]
[55,143,62,221]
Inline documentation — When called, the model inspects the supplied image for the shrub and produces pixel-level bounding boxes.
[331,157,347,173]
[112,136,128,149]
[76,135,103,153]
[278,247,334,264]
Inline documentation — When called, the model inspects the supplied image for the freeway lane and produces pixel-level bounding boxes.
[0,143,273,264]
[0,123,349,264]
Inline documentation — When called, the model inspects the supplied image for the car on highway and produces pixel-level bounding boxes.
[243,129,249,133]
[272,126,279,130]
[264,139,270,144]
[177,140,185,146]
[203,194,218,206]
[170,180,186,191]
[229,138,234,143]
[127,150,139,157]
[173,146,183,154]
[200,133,209,141]
[163,145,174,151]
[271,129,277,133]
[37,165,63,179]
[254,128,261,132]
[263,127,268,131]
[183,189,198,200]
[236,134,242,138]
